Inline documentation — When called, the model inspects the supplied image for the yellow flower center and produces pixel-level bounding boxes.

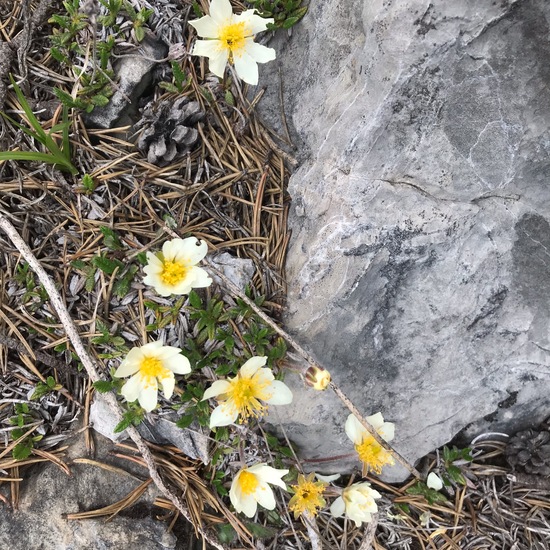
[139,357,168,388]
[289,475,326,518]
[160,260,188,286]
[225,371,272,420]
[219,22,247,56]
[238,471,259,495]
[355,436,394,475]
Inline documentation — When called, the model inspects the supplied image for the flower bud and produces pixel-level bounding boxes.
[305,365,331,390]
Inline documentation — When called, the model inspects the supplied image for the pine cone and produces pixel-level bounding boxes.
[135,96,204,166]
[506,427,550,476]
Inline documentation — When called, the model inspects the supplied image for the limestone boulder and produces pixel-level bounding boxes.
[260,0,550,480]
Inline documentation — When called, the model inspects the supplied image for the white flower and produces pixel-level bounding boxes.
[230,463,288,517]
[189,0,276,85]
[202,356,293,428]
[330,481,381,527]
[427,472,443,491]
[143,237,212,297]
[345,412,395,474]
[113,341,191,412]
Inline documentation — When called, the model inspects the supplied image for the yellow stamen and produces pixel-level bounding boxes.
[160,260,188,286]
[138,356,168,389]
[218,22,247,56]
[238,471,259,495]
[289,474,326,519]
[355,435,394,475]
[225,371,272,420]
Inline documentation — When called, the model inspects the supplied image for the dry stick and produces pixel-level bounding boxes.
[0,213,227,550]
[202,256,421,479]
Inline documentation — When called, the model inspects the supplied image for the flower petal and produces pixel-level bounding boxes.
[120,374,143,403]
[316,473,341,483]
[138,383,158,412]
[254,481,276,510]
[366,412,385,431]
[330,496,345,518]
[233,50,259,85]
[427,472,443,491]
[240,356,267,378]
[189,15,219,38]
[114,358,140,378]
[378,421,395,442]
[242,39,276,63]
[209,403,238,428]
[186,266,212,288]
[237,491,258,517]
[164,353,191,375]
[193,40,228,78]
[159,372,175,400]
[209,0,233,25]
[345,413,366,445]
[264,380,293,405]
[173,237,209,265]
[203,380,231,400]
[236,10,273,35]
[249,464,288,489]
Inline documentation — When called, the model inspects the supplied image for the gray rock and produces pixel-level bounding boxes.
[209,252,256,291]
[260,0,550,480]
[90,395,210,464]
[0,432,184,550]
[84,34,168,129]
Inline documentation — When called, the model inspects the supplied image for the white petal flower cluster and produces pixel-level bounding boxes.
[114,341,191,412]
[202,356,293,428]
[330,481,382,527]
[189,0,276,85]
[230,463,288,517]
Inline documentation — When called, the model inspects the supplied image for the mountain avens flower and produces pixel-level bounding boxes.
[330,481,381,527]
[202,356,293,428]
[143,237,212,297]
[189,0,276,85]
[288,473,327,519]
[230,463,288,517]
[345,412,395,475]
[114,341,191,412]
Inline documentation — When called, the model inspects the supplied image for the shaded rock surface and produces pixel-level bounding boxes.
[260,0,550,480]
[0,431,197,549]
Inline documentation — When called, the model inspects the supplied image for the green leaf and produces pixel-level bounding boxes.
[188,290,202,309]
[282,16,300,28]
[93,380,115,393]
[175,414,194,429]
[13,440,33,461]
[216,524,237,544]
[91,94,110,107]
[134,25,145,42]
[92,254,123,275]
[158,82,179,93]
[191,1,203,18]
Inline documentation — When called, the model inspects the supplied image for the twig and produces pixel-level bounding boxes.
[202,256,421,479]
[0,212,227,550]
[303,511,323,550]
[357,513,378,550]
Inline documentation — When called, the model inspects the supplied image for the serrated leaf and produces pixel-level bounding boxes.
[13,441,33,460]
[92,254,123,275]
[176,414,194,429]
[158,82,179,93]
[93,380,114,393]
